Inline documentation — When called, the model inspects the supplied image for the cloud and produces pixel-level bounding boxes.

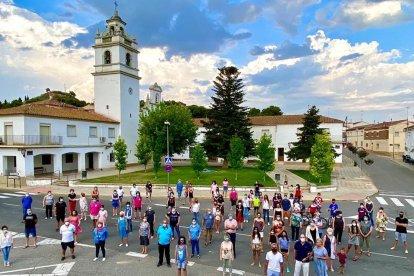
[339,52,363,62]
[207,0,262,24]
[250,39,316,60]
[316,0,414,30]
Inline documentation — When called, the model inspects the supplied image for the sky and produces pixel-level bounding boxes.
[1,0,414,123]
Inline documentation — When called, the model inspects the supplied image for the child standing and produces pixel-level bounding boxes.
[111,190,120,217]
[175,236,188,276]
[79,193,88,221]
[337,247,347,274]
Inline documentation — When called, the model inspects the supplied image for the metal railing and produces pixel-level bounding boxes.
[0,135,62,146]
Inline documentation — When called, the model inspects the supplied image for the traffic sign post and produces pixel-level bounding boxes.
[165,165,172,172]
[164,157,173,165]
[164,157,173,186]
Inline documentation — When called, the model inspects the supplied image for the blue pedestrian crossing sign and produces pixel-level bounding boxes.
[164,157,173,165]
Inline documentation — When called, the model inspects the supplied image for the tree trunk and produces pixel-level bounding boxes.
[144,164,147,173]
[222,159,229,169]
[235,169,238,180]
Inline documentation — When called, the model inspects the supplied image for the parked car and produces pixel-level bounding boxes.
[403,155,414,165]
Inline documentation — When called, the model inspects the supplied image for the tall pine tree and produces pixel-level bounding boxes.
[286,105,323,162]
[203,66,254,166]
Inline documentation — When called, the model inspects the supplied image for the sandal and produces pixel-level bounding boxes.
[366,252,371,257]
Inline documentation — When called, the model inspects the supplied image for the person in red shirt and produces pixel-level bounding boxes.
[229,188,238,211]
[294,184,302,200]
[336,247,347,274]
[133,195,143,220]
[313,192,323,212]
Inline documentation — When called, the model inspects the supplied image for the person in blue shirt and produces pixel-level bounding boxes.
[93,222,108,261]
[278,230,291,273]
[157,219,173,267]
[328,199,339,218]
[281,194,292,223]
[175,236,188,276]
[202,209,214,246]
[188,218,201,258]
[176,179,184,202]
[21,192,32,219]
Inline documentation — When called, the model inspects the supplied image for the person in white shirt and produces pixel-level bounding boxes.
[264,243,284,276]
[60,218,76,261]
[117,186,124,207]
[0,225,13,267]
[192,199,201,222]
[130,184,139,203]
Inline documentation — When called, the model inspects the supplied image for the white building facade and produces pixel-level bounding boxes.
[404,126,414,159]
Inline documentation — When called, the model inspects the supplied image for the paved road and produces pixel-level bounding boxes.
[0,190,413,276]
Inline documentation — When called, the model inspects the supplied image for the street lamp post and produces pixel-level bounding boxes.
[164,121,170,186]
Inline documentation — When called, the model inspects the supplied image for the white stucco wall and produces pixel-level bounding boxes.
[405,129,414,159]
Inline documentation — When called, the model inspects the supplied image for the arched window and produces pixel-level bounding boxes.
[104,50,111,64]
[110,26,115,36]
[126,53,131,66]
[155,94,159,103]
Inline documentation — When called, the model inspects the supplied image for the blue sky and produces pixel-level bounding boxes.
[1,0,414,123]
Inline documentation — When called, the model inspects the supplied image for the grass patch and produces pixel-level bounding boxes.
[81,166,276,187]
[288,169,331,186]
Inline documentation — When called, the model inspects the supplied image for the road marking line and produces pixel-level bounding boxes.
[3,203,20,207]
[364,251,407,259]
[170,259,194,266]
[0,195,10,199]
[390,198,404,207]
[376,197,388,205]
[15,192,37,195]
[0,262,75,275]
[405,199,414,208]
[1,193,23,197]
[126,252,148,258]
[379,194,414,198]
[217,267,244,275]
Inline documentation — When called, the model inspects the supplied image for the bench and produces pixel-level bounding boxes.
[7,172,21,188]
[34,167,45,175]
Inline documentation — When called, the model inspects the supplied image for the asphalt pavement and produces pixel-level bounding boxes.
[0,190,413,276]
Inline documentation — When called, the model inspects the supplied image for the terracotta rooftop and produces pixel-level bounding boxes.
[0,99,119,124]
[364,120,409,131]
[193,115,343,127]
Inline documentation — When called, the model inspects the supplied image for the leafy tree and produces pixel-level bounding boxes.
[113,137,128,177]
[135,134,152,172]
[248,107,261,117]
[286,105,323,162]
[152,136,163,178]
[227,136,245,180]
[261,105,283,116]
[139,102,197,156]
[191,144,208,179]
[203,66,254,166]
[255,134,275,181]
[309,133,335,183]
[188,105,210,118]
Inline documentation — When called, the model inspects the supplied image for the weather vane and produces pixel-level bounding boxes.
[114,0,118,10]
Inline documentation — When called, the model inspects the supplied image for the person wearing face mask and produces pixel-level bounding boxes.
[359,215,373,256]
[67,189,77,214]
[117,211,129,247]
[333,210,345,244]
[133,193,143,220]
[145,206,156,239]
[273,215,285,238]
[322,227,336,272]
[364,196,374,225]
[293,234,313,276]
[264,243,284,276]
[305,222,318,245]
[390,211,409,254]
[263,195,271,226]
[214,207,223,234]
[157,219,173,267]
[91,186,99,201]
[145,181,153,202]
[290,209,302,241]
[281,194,291,225]
[23,209,38,248]
[89,198,101,230]
[251,226,262,267]
[93,222,108,261]
[139,216,150,254]
[175,236,189,276]
[278,230,290,273]
[375,207,388,240]
[191,199,201,223]
[21,192,32,220]
[346,220,361,261]
[79,193,88,221]
[242,194,250,223]
[0,225,13,267]
[235,200,244,231]
[224,213,238,258]
[97,205,108,227]
[357,203,368,222]
[188,218,201,258]
[111,190,120,217]
[176,179,184,202]
[124,202,133,233]
[166,208,181,240]
[43,191,54,219]
[220,233,234,276]
[313,238,328,276]
[55,197,67,231]
[116,186,124,208]
[254,213,265,251]
[68,210,82,244]
[202,209,214,246]
[60,218,76,261]
[229,187,238,211]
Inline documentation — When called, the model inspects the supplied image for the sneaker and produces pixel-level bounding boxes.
[258,263,261,268]
[93,258,98,261]
[119,243,123,247]
[286,268,290,273]
[102,258,106,261]
[390,247,395,250]
[197,255,200,259]
[251,262,254,266]
[157,263,162,267]
[45,217,48,220]
[71,255,76,259]
[61,257,65,261]
[126,243,129,247]
[405,250,408,254]
[6,262,10,267]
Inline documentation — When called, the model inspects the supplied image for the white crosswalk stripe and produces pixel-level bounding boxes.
[0,195,10,199]
[405,199,414,208]
[0,192,36,199]
[376,197,388,205]
[390,198,404,207]
[1,193,23,197]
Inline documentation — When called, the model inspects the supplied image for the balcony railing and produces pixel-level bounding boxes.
[0,135,63,146]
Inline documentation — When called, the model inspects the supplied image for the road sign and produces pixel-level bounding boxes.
[164,157,173,165]
[165,165,172,172]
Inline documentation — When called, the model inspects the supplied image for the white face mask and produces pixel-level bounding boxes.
[327,231,333,235]
[65,222,70,226]
[352,223,356,226]
[300,238,306,242]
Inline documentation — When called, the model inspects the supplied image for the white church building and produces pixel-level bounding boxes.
[0,10,139,177]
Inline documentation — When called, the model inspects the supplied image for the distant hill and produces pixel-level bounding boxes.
[0,90,88,109]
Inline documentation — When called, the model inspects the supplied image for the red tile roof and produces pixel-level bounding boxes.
[0,99,118,123]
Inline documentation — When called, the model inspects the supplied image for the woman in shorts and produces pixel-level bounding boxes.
[68,210,82,244]
[278,230,290,273]
[214,207,222,234]
[175,236,188,276]
[222,178,229,198]
[79,193,88,221]
[139,217,150,254]
[251,226,262,267]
